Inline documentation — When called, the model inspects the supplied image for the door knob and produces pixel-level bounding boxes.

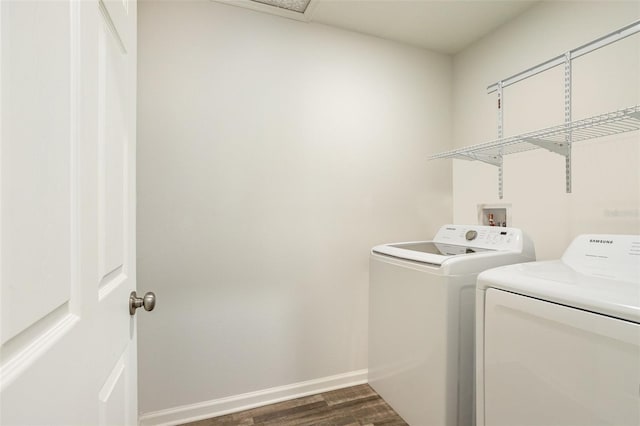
[129,291,156,315]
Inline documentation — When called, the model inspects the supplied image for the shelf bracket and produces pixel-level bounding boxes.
[629,111,640,120]
[459,152,502,167]
[525,138,569,156]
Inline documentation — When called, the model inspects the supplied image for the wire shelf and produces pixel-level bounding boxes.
[429,105,640,163]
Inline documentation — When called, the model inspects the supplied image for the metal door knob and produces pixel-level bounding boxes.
[129,291,156,315]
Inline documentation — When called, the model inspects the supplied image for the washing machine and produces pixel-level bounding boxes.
[369,224,535,426]
[476,234,640,426]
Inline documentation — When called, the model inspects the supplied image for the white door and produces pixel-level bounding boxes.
[1,0,139,424]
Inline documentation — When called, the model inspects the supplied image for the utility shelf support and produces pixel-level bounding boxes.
[459,152,503,167]
[563,51,573,194]
[525,138,569,156]
[497,82,504,198]
[486,20,640,94]
[429,19,640,199]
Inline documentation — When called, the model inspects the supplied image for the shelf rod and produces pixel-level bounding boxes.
[487,19,640,94]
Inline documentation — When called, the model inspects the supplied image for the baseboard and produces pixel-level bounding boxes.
[138,369,368,426]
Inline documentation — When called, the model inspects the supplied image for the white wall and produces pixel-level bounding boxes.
[137,0,452,419]
[452,1,640,259]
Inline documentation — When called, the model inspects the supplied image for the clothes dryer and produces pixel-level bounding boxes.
[369,225,535,426]
[476,234,640,426]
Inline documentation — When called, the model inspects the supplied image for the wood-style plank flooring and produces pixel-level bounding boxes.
[181,384,408,426]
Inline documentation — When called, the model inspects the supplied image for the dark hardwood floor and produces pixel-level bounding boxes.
[181,384,408,426]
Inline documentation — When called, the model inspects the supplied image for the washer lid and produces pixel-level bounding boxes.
[478,234,640,323]
[371,224,533,266]
[372,241,494,265]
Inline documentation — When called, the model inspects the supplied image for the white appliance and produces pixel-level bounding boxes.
[476,234,640,426]
[369,224,535,426]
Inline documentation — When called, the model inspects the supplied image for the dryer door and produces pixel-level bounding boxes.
[483,288,640,426]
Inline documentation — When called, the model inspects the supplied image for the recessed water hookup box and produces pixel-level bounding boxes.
[478,203,511,227]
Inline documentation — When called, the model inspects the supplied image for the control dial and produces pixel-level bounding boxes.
[465,230,478,241]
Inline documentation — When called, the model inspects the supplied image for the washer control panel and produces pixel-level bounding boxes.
[433,225,523,251]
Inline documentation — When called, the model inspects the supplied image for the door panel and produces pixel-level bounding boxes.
[98,0,128,287]
[0,1,138,424]
[99,346,135,426]
[102,0,130,49]
[0,0,74,345]
[95,0,138,423]
[99,360,127,426]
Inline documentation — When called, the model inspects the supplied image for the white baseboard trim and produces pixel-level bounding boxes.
[138,369,368,426]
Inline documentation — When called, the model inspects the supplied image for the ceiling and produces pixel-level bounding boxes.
[214,0,538,54]
[310,1,537,54]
